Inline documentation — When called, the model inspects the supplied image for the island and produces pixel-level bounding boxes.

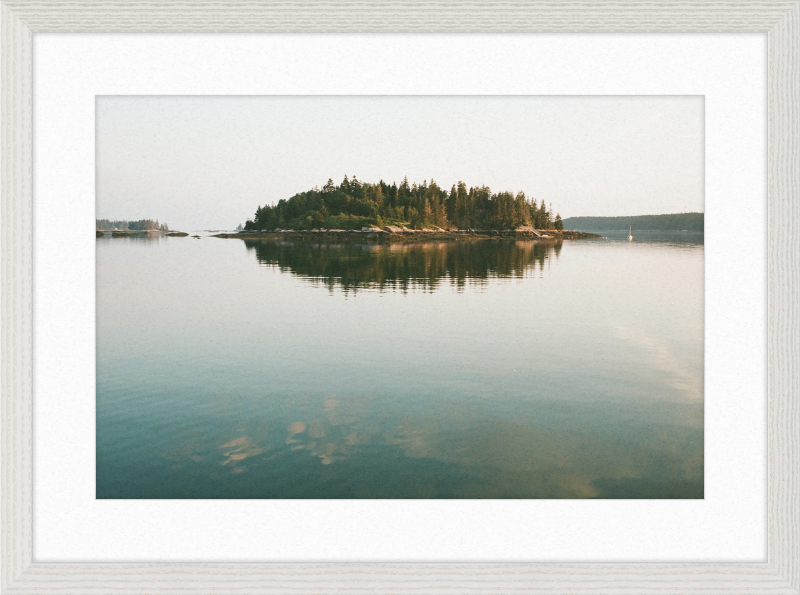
[96,219,189,238]
[216,176,599,242]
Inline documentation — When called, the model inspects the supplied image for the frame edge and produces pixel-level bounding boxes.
[0,2,32,592]
[768,1,800,592]
[1,0,799,33]
[1,0,799,593]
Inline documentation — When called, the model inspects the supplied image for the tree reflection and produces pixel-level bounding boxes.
[244,239,562,293]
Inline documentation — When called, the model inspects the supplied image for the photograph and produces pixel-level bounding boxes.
[95,95,704,499]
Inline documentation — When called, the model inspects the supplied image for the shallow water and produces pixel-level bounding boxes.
[96,233,703,498]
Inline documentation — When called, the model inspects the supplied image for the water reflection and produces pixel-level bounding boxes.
[97,232,703,499]
[154,388,701,498]
[598,230,704,246]
[220,436,265,468]
[245,393,704,499]
[96,232,165,243]
[244,239,562,292]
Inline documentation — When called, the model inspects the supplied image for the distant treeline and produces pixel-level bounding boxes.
[561,213,703,232]
[96,219,169,231]
[245,176,564,231]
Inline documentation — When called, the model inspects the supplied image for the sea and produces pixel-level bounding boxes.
[96,230,704,498]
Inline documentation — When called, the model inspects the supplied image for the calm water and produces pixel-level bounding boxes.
[96,233,704,498]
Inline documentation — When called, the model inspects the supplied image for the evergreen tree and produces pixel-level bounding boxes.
[243,176,561,232]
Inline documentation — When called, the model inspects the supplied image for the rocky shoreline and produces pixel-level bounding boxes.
[213,227,600,242]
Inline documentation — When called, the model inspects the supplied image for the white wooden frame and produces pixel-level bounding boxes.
[2,1,798,593]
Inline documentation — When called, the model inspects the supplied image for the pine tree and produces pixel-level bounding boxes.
[242,176,561,232]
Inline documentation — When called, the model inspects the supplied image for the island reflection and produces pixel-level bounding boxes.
[244,239,562,292]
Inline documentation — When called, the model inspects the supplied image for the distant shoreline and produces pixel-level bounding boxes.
[562,212,703,233]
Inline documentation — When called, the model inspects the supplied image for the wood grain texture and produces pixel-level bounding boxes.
[0,0,797,31]
[2,562,798,594]
[769,1,800,592]
[1,1,798,593]
[0,3,32,591]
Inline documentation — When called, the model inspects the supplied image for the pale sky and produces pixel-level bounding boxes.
[96,96,703,231]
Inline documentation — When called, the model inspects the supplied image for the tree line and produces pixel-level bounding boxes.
[561,213,703,232]
[244,176,563,232]
[96,219,170,231]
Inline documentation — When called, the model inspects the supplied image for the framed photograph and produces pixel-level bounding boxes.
[95,94,706,501]
[2,2,798,593]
